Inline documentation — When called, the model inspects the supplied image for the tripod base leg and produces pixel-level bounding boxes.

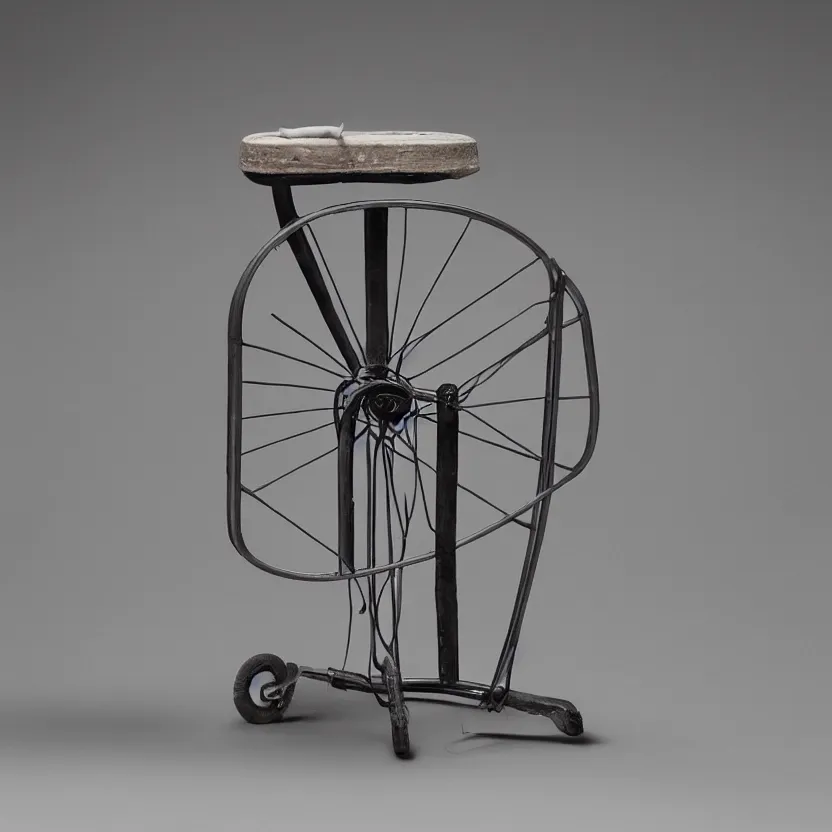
[497,690,584,737]
[382,657,411,758]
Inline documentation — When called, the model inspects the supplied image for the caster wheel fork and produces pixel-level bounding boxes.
[233,653,297,724]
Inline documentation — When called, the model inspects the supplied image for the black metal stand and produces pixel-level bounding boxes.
[230,179,599,756]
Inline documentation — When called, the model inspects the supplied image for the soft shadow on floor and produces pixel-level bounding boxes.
[455,730,607,746]
[0,695,602,767]
[441,728,609,756]
[0,699,331,757]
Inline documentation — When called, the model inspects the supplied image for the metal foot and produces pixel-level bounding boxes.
[382,657,411,758]
[496,689,584,737]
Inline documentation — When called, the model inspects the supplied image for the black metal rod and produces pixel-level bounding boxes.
[364,207,389,373]
[336,379,407,576]
[435,383,460,683]
[336,408,358,576]
[271,184,361,375]
[306,669,582,736]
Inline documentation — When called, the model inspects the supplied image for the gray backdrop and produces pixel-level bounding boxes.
[1,0,830,829]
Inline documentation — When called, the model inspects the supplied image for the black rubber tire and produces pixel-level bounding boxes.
[233,653,292,725]
[382,657,410,759]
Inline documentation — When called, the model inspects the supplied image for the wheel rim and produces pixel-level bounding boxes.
[228,201,597,585]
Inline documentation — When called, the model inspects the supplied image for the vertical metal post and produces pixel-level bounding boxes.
[336,408,359,576]
[364,207,389,374]
[435,383,460,683]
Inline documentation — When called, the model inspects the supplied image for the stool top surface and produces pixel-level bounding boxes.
[239,130,479,184]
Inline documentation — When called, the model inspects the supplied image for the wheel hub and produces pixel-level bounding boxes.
[367,384,413,423]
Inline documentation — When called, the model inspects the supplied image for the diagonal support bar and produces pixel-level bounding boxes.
[271,184,361,375]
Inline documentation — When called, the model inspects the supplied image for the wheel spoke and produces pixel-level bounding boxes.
[243,342,345,379]
[307,225,367,364]
[270,312,351,374]
[387,208,409,363]
[457,394,588,410]
[462,409,541,459]
[388,426,532,531]
[395,218,473,373]
[457,326,549,401]
[460,395,544,409]
[243,406,332,420]
[242,486,339,558]
[409,296,552,380]
[242,421,331,456]
[251,446,336,494]
[420,415,540,462]
[389,257,539,364]
[251,425,369,493]
[243,380,334,393]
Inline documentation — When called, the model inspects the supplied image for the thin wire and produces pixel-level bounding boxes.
[270,312,352,374]
[387,208,408,362]
[419,415,540,461]
[242,486,338,558]
[243,406,332,421]
[307,225,367,364]
[460,396,544,409]
[392,424,532,530]
[251,424,369,493]
[243,342,345,379]
[243,381,334,393]
[395,218,473,374]
[251,444,339,494]
[457,327,548,402]
[370,431,410,663]
[409,297,552,380]
[341,579,355,671]
[462,409,541,460]
[389,256,539,364]
[396,418,435,533]
[242,421,331,456]
[372,426,417,657]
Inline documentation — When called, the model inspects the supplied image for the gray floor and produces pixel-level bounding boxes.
[1,682,829,830]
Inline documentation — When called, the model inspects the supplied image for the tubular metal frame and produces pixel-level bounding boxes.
[228,191,599,737]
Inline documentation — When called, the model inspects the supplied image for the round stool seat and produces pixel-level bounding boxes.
[239,130,479,186]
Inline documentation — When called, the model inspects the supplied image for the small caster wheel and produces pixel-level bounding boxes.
[382,657,410,759]
[233,653,296,725]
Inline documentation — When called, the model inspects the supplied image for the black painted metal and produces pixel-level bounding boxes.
[271,184,361,374]
[229,195,602,752]
[294,668,583,737]
[435,383,460,684]
[336,379,414,575]
[364,207,389,374]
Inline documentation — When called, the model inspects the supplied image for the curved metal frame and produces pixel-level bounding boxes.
[228,196,599,718]
[228,200,598,581]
